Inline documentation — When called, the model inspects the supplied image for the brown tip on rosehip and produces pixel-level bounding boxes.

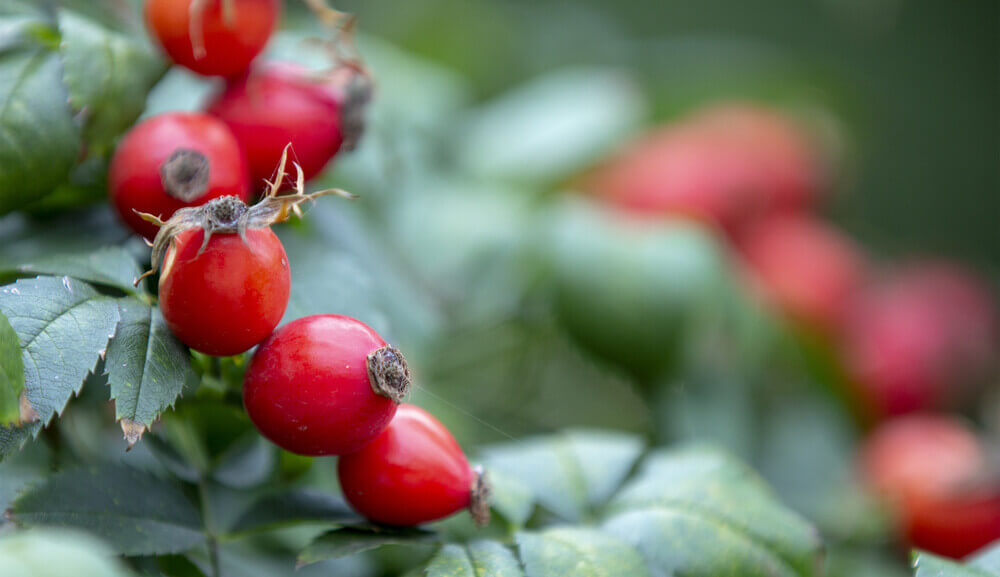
[133,143,357,287]
[366,345,411,403]
[161,148,211,202]
[470,466,492,528]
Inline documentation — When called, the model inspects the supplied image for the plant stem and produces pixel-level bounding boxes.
[197,477,221,577]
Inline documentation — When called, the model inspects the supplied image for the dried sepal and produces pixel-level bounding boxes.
[133,144,356,286]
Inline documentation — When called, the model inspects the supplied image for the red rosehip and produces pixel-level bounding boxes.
[585,103,824,237]
[243,314,411,456]
[207,63,370,190]
[109,113,250,240]
[338,404,490,527]
[146,0,280,78]
[737,214,866,334]
[859,415,1000,558]
[842,263,998,417]
[159,219,289,356]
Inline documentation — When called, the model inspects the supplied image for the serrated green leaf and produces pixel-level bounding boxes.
[426,541,525,577]
[106,299,194,446]
[604,446,822,577]
[913,551,994,577]
[565,430,645,507]
[486,469,535,529]
[516,527,650,577]
[57,9,166,155]
[12,463,205,555]
[482,430,644,522]
[0,309,24,425]
[8,245,143,293]
[0,276,119,426]
[298,527,436,567]
[229,489,357,536]
[0,528,135,577]
[0,15,80,214]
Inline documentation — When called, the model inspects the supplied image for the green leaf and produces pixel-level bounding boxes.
[0,276,119,426]
[0,13,80,214]
[0,309,24,425]
[105,299,194,447]
[57,9,165,155]
[7,245,143,293]
[278,227,389,333]
[455,68,645,185]
[229,489,357,536]
[426,541,525,577]
[298,526,436,567]
[482,430,645,522]
[0,528,135,577]
[913,551,995,577]
[12,463,205,555]
[604,446,823,577]
[486,469,535,529]
[971,541,1000,573]
[516,527,650,577]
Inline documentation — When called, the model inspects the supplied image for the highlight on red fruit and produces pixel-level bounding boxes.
[338,404,490,527]
[859,414,1000,559]
[584,102,824,236]
[207,62,370,190]
[109,112,250,240]
[736,214,866,334]
[842,262,998,417]
[145,0,281,77]
[243,314,411,456]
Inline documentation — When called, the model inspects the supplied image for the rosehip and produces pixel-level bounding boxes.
[145,0,281,77]
[585,103,824,237]
[842,263,998,417]
[338,404,490,527]
[737,214,866,334]
[243,314,411,456]
[207,62,371,190]
[859,415,1000,558]
[109,113,250,240]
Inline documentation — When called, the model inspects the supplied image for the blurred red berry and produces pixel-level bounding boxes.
[737,214,866,334]
[146,0,280,78]
[207,63,357,190]
[586,103,824,236]
[860,415,1000,559]
[843,263,998,417]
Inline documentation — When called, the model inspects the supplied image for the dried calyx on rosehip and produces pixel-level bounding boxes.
[134,146,354,357]
[136,145,354,285]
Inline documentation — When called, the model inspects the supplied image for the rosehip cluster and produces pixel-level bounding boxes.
[111,0,371,242]
[583,102,999,558]
[108,1,485,529]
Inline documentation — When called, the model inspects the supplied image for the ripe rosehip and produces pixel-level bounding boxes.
[585,103,824,237]
[207,63,370,190]
[109,113,250,240]
[243,314,411,456]
[859,415,1000,558]
[842,263,997,417]
[145,0,280,77]
[159,216,289,357]
[338,404,490,527]
[737,214,866,335]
